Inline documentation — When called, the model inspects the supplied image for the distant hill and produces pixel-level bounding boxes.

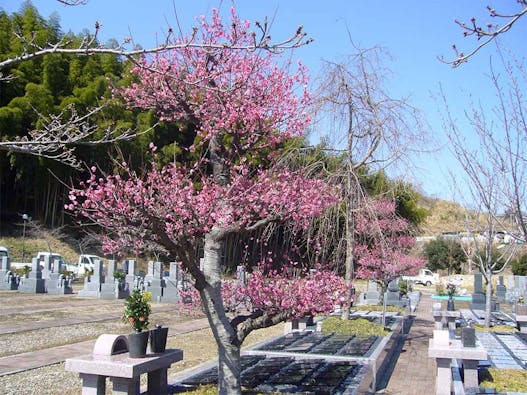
[418,197,473,236]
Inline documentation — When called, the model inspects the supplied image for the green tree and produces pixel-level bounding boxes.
[510,254,527,276]
[424,237,466,275]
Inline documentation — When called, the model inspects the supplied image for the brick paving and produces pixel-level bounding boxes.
[381,293,436,395]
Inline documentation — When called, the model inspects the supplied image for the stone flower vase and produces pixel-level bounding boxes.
[150,325,169,353]
[128,330,149,358]
[447,295,455,311]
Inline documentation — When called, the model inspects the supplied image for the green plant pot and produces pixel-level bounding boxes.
[128,331,149,358]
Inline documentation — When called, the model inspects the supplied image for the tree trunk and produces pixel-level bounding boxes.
[380,282,387,327]
[485,268,492,327]
[342,141,357,320]
[200,230,242,395]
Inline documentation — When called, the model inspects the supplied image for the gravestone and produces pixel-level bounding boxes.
[100,260,127,299]
[163,262,181,302]
[144,261,154,285]
[496,276,507,302]
[41,255,52,280]
[78,259,103,297]
[124,259,139,291]
[47,273,73,294]
[0,256,18,290]
[470,273,486,310]
[360,280,381,305]
[385,279,405,307]
[236,265,247,286]
[506,276,518,302]
[518,276,527,296]
[145,261,165,302]
[18,258,45,293]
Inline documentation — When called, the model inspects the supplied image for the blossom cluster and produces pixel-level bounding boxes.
[67,164,337,255]
[354,198,425,283]
[221,268,349,319]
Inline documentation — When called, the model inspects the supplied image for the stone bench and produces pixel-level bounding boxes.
[516,314,527,333]
[428,331,487,395]
[65,334,183,395]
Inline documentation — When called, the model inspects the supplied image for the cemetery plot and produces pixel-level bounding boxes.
[181,355,364,394]
[254,331,381,357]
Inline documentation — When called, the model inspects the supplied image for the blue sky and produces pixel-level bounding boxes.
[3,1,526,202]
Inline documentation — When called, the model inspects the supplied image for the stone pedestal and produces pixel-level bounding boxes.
[18,258,45,293]
[78,259,104,297]
[516,314,527,333]
[46,273,73,294]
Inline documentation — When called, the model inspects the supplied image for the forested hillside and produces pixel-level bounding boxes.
[0,2,195,230]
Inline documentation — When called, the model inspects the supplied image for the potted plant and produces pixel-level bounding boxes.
[446,282,456,311]
[123,289,152,357]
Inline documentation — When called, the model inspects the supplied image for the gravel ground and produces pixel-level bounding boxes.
[0,326,284,395]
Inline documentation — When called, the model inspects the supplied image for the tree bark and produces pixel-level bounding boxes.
[485,268,492,327]
[200,230,242,395]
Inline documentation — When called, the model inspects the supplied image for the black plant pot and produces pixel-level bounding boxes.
[128,330,149,358]
[150,325,169,353]
[447,296,455,311]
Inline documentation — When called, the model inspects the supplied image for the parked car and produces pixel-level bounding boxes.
[402,269,439,286]
[0,246,9,259]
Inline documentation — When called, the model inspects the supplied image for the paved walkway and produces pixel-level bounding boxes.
[0,317,209,376]
[381,293,436,394]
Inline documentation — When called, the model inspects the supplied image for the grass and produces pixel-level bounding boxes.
[474,324,517,333]
[354,304,405,313]
[321,316,388,336]
[480,368,527,393]
[0,236,80,264]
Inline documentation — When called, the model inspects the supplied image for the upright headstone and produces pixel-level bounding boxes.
[360,280,381,305]
[385,279,405,307]
[506,276,517,303]
[163,262,181,302]
[470,273,486,310]
[146,261,165,302]
[236,265,247,286]
[78,259,103,297]
[496,276,507,302]
[0,256,17,290]
[18,258,45,293]
[41,255,52,280]
[124,259,138,291]
[100,260,120,299]
[518,276,527,296]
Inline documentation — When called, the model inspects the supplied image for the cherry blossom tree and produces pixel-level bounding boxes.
[68,8,344,394]
[355,198,424,325]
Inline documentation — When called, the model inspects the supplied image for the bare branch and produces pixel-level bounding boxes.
[440,1,527,67]
[0,104,157,169]
[57,0,88,5]
[0,22,311,73]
